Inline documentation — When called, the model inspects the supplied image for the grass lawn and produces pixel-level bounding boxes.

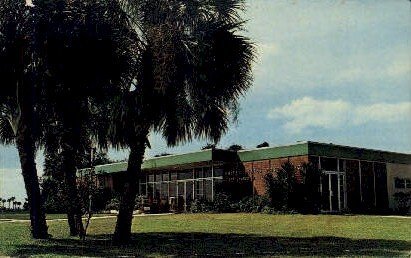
[0,213,410,257]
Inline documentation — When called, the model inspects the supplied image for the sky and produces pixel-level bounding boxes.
[1,0,410,201]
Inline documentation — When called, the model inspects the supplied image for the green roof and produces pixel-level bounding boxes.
[82,149,216,175]
[141,149,213,170]
[79,141,411,175]
[238,141,411,164]
[238,142,308,162]
[308,142,411,164]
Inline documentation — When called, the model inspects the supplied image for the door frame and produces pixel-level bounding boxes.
[321,170,346,212]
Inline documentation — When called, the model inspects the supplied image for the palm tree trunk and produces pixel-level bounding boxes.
[113,138,146,244]
[61,130,85,237]
[16,114,48,239]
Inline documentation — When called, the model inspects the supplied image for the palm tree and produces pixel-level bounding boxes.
[33,0,139,237]
[0,0,48,238]
[107,0,254,243]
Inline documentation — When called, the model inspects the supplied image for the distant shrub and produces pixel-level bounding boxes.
[190,199,213,213]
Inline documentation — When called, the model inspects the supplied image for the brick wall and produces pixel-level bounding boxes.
[243,155,309,195]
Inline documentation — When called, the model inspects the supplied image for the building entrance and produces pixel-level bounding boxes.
[321,171,346,212]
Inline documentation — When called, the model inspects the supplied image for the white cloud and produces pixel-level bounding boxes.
[268,97,411,133]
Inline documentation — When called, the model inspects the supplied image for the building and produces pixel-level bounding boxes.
[78,141,411,213]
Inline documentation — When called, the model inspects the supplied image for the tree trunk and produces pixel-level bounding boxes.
[61,129,85,237]
[15,102,48,239]
[113,139,146,245]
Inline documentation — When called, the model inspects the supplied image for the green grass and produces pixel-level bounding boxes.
[0,213,410,257]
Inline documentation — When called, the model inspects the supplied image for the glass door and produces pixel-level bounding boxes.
[321,172,346,212]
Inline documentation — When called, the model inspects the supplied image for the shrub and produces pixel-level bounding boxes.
[212,193,234,213]
[190,198,213,213]
[237,196,268,213]
[105,197,120,211]
[393,192,411,215]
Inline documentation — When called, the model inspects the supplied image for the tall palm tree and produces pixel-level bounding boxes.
[0,0,48,238]
[33,0,140,237]
[1,199,6,209]
[10,197,16,210]
[107,0,254,243]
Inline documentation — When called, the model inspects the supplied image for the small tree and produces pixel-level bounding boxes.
[227,144,244,151]
[264,162,297,210]
[256,142,269,148]
[201,143,216,150]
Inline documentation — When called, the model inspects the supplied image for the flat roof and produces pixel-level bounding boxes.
[238,141,411,164]
[79,141,411,175]
[82,149,223,175]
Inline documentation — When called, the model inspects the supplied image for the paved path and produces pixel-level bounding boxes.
[0,213,173,223]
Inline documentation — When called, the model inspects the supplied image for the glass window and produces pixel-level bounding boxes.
[204,179,213,201]
[195,180,204,198]
[148,173,154,183]
[204,167,212,178]
[338,159,346,172]
[161,182,169,198]
[179,170,193,180]
[170,172,178,181]
[214,168,224,177]
[169,182,177,197]
[406,179,411,189]
[395,178,405,189]
[162,171,170,181]
[155,172,162,182]
[194,168,204,179]
[320,157,338,171]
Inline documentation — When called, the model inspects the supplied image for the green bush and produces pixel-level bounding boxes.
[190,198,213,213]
[212,193,234,213]
[393,192,411,215]
[105,197,120,211]
[237,196,268,213]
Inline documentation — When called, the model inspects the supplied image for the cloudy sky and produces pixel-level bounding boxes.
[1,0,410,201]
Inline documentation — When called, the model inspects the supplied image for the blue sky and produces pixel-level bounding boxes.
[1,0,410,201]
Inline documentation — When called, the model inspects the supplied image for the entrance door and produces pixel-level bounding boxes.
[321,172,346,212]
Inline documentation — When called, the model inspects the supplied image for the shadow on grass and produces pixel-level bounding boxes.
[12,233,411,257]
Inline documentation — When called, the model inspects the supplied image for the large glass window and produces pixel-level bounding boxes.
[162,171,170,181]
[161,182,169,198]
[169,182,177,197]
[170,172,178,181]
[155,172,162,182]
[395,178,406,189]
[194,168,204,179]
[204,167,212,178]
[179,170,193,180]
[148,173,154,183]
[213,165,224,177]
[204,179,213,201]
[320,157,338,171]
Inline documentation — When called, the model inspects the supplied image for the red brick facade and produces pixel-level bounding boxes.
[243,155,309,195]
